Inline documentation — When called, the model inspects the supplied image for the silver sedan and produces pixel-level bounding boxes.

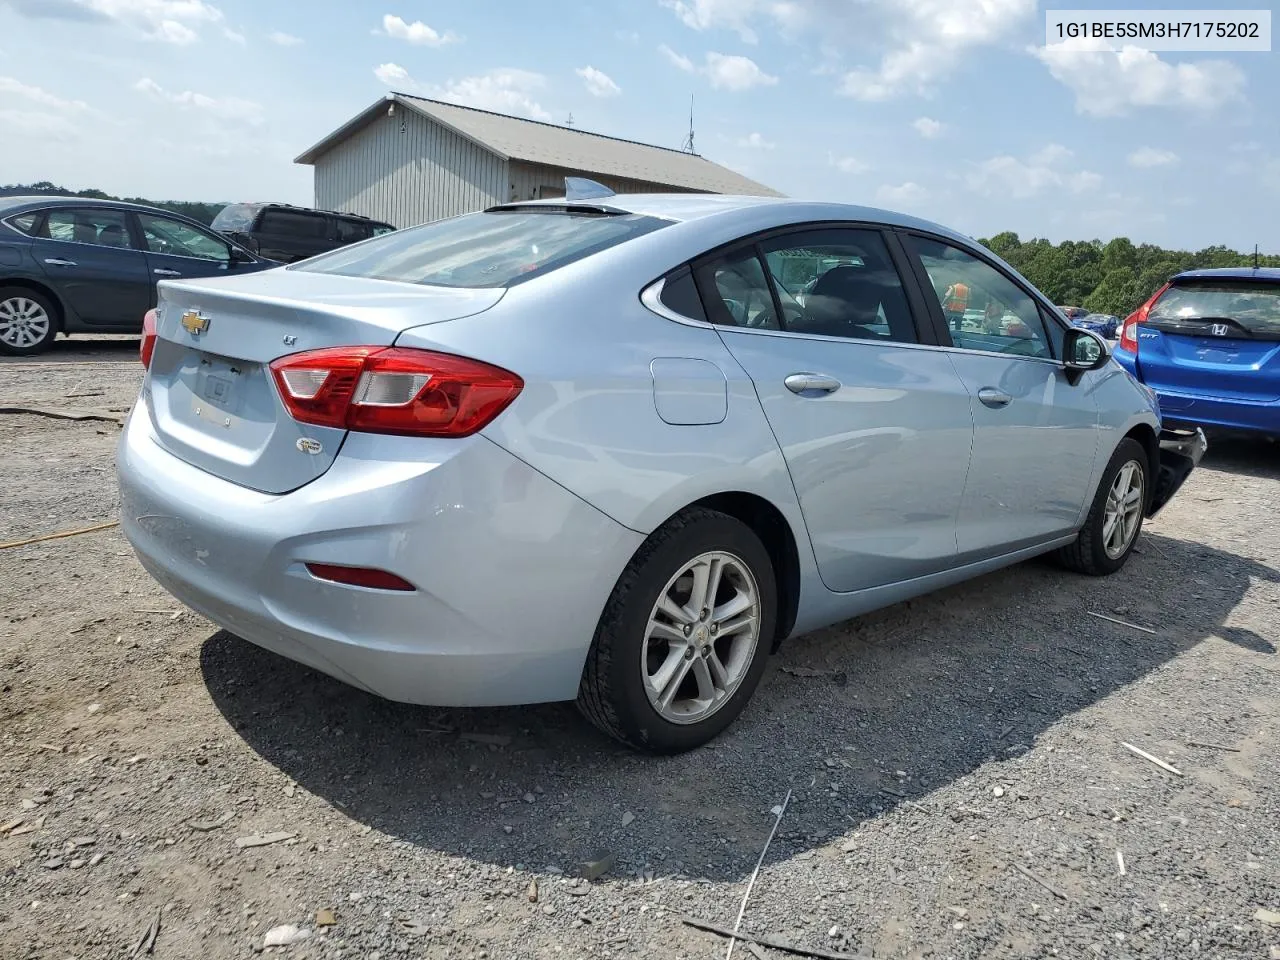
[116,187,1204,753]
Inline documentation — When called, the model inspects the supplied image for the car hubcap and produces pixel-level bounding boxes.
[642,550,761,725]
[0,297,51,349]
[1102,460,1144,559]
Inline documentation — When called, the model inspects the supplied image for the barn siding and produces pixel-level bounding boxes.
[313,109,507,228]
[507,162,703,202]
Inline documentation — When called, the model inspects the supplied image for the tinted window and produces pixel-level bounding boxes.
[138,213,229,262]
[43,208,133,249]
[211,203,260,233]
[697,248,780,329]
[1150,280,1280,338]
[759,229,918,343]
[5,212,40,236]
[294,209,670,288]
[261,209,329,238]
[658,266,706,322]
[911,237,1055,359]
[334,218,373,244]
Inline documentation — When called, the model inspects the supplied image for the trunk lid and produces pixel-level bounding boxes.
[1137,277,1280,404]
[144,268,504,494]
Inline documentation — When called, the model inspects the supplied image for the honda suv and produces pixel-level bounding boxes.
[1114,268,1280,438]
[211,203,395,264]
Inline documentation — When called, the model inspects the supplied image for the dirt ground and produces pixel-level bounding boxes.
[2,336,1278,960]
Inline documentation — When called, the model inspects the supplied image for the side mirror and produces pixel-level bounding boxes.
[1063,327,1110,373]
[229,245,255,266]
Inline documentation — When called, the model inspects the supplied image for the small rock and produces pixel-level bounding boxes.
[1257,908,1280,926]
[236,832,295,849]
[263,924,311,947]
[43,859,64,870]
[575,853,616,882]
[993,786,1006,798]
[828,925,840,938]
[621,811,635,828]
[70,858,86,869]
[946,907,969,919]
[1268,946,1280,960]
[315,908,336,927]
[527,879,538,903]
[523,793,536,804]
[542,904,556,916]
[503,825,513,835]
[87,703,102,714]
[89,853,105,867]
[20,799,38,811]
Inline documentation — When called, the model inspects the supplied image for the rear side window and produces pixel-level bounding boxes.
[1151,280,1280,340]
[5,212,40,236]
[293,209,670,288]
[658,266,706,322]
[260,209,329,238]
[334,218,373,244]
[211,204,260,233]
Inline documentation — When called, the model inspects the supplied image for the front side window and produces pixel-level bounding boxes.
[261,209,330,238]
[294,209,670,289]
[43,208,134,249]
[911,236,1055,359]
[138,214,230,262]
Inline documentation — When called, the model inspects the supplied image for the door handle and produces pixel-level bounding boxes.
[153,268,182,277]
[784,373,841,395]
[977,387,1012,408]
[43,258,77,267]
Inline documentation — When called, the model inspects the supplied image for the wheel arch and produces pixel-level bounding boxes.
[1122,422,1159,506]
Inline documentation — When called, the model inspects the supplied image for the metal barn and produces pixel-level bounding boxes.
[294,93,782,229]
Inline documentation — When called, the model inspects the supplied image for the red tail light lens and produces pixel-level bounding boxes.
[1119,282,1170,354]
[140,308,158,368]
[270,346,523,437]
[305,563,415,591]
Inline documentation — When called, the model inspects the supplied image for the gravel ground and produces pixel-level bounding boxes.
[2,339,1278,960]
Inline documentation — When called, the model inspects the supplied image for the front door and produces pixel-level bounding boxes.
[905,234,1100,558]
[32,206,150,327]
[695,227,975,594]
[135,211,235,301]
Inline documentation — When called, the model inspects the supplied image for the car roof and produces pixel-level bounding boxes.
[1173,267,1280,282]
[0,194,191,220]
[500,193,976,244]
[221,201,393,226]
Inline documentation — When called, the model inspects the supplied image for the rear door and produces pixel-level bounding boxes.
[31,206,151,326]
[696,226,974,594]
[136,211,237,295]
[254,208,334,262]
[1136,277,1280,403]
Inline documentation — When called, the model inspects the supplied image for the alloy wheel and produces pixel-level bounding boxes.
[0,297,52,350]
[1102,460,1144,559]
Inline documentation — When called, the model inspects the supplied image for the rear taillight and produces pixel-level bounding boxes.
[305,563,415,591]
[1119,282,1170,354]
[140,309,158,368]
[270,346,523,437]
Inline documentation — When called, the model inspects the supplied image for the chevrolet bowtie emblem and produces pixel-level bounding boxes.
[181,310,209,336]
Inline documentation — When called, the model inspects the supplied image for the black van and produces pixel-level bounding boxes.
[210,203,395,264]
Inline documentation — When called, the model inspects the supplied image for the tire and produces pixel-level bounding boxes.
[1055,437,1149,576]
[577,507,777,754]
[0,286,59,356]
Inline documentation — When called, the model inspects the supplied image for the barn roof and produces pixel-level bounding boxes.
[295,93,783,198]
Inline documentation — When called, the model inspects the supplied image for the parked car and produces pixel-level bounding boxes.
[0,196,276,355]
[1059,305,1090,321]
[211,203,395,264]
[1114,268,1280,438]
[1073,312,1120,340]
[116,188,1205,753]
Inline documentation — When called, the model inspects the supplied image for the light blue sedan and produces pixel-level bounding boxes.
[116,185,1205,753]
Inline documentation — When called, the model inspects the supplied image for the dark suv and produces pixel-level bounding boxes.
[211,203,395,264]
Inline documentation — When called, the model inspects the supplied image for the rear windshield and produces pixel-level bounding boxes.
[211,204,260,233]
[291,209,670,288]
[1153,279,1280,339]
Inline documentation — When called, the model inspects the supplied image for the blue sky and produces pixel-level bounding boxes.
[1,0,1276,251]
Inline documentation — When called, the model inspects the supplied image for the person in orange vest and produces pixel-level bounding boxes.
[943,281,969,328]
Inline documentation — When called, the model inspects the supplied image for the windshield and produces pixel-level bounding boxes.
[1152,279,1280,338]
[292,208,670,288]
[211,204,259,233]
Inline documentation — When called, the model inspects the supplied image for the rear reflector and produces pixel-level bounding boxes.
[140,309,158,369]
[270,346,523,437]
[305,563,416,591]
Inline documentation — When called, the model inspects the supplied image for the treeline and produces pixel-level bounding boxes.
[981,232,1279,319]
[0,182,224,225]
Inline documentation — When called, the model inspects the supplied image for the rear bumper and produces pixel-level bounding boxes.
[1147,427,1207,518]
[1111,349,1279,437]
[116,402,643,706]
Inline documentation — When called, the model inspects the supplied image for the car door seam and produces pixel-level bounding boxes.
[943,352,978,559]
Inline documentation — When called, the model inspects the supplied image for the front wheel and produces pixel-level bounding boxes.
[1055,437,1149,576]
[577,507,777,754]
[0,287,59,356]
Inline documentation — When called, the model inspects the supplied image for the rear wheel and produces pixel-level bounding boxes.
[1055,437,1148,576]
[577,507,776,753]
[0,287,58,355]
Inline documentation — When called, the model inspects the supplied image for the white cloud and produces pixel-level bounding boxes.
[704,52,777,91]
[378,64,551,121]
[378,13,457,47]
[828,153,868,174]
[222,27,244,45]
[968,144,1103,199]
[576,65,620,98]
[912,116,943,138]
[840,0,1036,100]
[1128,147,1178,168]
[134,76,263,125]
[0,75,90,112]
[10,0,226,44]
[660,0,769,43]
[876,182,928,206]
[1034,38,1245,116]
[268,31,302,46]
[737,132,775,149]
[658,43,696,73]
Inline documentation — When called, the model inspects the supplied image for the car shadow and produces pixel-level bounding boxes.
[1197,435,1280,481]
[0,335,141,365]
[199,533,1278,882]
